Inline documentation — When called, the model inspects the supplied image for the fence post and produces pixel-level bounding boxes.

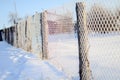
[76,2,90,80]
[14,24,18,47]
[41,11,49,59]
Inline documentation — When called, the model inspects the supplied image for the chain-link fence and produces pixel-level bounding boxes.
[76,0,120,80]
[1,0,120,79]
[46,6,79,79]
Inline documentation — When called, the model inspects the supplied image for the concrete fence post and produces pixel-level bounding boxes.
[14,24,18,47]
[41,11,49,59]
[76,2,90,80]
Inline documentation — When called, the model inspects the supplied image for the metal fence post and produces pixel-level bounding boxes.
[76,2,90,80]
[41,11,49,59]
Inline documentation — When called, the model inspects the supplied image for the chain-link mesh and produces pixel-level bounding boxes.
[76,0,120,80]
[47,11,74,34]
[46,5,79,79]
[1,0,120,79]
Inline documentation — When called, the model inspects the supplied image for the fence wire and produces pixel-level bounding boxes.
[1,0,120,80]
[76,0,120,80]
[46,5,79,79]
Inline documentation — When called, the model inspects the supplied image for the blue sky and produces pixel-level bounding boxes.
[0,0,118,29]
[0,0,76,29]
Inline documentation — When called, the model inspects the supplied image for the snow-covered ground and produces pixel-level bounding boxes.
[48,33,79,80]
[0,41,69,80]
[0,33,79,80]
[88,33,120,80]
[1,33,120,80]
[48,33,120,80]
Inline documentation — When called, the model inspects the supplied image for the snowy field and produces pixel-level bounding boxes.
[0,41,68,80]
[48,33,79,80]
[0,33,79,80]
[0,33,120,80]
[48,33,120,80]
[88,33,120,80]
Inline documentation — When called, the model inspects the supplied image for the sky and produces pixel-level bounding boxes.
[0,0,77,29]
[0,0,119,29]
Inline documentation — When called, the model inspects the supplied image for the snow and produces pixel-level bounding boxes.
[48,33,79,80]
[1,32,119,80]
[0,41,68,80]
[48,33,120,80]
[88,33,120,80]
[0,32,79,80]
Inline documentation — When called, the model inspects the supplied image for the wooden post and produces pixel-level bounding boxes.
[41,11,49,59]
[76,2,90,80]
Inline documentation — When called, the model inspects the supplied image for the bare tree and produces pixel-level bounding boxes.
[8,12,17,25]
